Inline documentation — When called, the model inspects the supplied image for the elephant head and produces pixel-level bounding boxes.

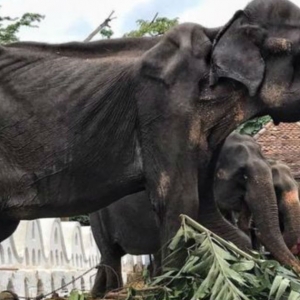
[210,0,300,270]
[210,0,300,124]
[214,133,300,270]
[269,160,300,255]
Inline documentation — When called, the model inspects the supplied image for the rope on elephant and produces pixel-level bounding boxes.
[13,263,100,300]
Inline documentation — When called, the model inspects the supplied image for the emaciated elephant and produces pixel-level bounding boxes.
[2,0,300,270]
[89,133,300,297]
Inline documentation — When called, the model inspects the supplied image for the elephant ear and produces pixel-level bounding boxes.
[210,10,266,97]
[140,23,212,86]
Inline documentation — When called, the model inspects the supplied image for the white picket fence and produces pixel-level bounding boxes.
[0,218,150,298]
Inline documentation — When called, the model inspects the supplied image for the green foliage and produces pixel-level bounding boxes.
[100,27,114,39]
[68,290,89,300]
[237,116,272,136]
[124,17,179,38]
[0,9,44,44]
[70,214,90,226]
[124,216,300,300]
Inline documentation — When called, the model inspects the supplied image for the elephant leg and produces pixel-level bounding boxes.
[92,244,123,297]
[91,264,107,298]
[152,252,162,277]
[104,255,123,293]
[0,219,19,242]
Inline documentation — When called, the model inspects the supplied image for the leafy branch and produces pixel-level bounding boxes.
[120,215,300,300]
[0,10,44,44]
[124,16,179,38]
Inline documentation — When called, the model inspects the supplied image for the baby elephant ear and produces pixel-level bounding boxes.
[210,11,265,97]
[140,23,212,86]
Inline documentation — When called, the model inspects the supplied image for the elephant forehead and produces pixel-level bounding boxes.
[283,190,299,204]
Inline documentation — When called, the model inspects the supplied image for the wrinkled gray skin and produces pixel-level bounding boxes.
[2,0,300,271]
[214,133,300,255]
[89,133,300,297]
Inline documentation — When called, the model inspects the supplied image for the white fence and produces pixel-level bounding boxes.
[0,218,150,297]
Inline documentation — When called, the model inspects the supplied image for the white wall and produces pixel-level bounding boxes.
[0,218,150,297]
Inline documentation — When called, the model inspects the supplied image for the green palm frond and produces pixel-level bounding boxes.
[125,215,300,300]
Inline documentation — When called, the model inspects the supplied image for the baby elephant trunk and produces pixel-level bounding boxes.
[245,170,300,272]
[280,189,300,255]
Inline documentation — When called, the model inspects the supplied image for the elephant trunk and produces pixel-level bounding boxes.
[246,180,300,272]
[280,189,300,255]
[199,207,252,251]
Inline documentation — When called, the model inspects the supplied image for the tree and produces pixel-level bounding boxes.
[0,9,44,44]
[124,15,179,38]
[99,27,114,39]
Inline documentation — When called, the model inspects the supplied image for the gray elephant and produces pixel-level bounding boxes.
[90,191,159,297]
[214,134,300,255]
[89,133,300,297]
[2,0,300,271]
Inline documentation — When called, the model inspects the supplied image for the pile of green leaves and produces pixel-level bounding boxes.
[68,290,89,300]
[126,215,300,300]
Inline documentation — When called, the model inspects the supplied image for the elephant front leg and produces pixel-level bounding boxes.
[92,246,123,297]
[141,148,200,268]
[91,265,107,298]
[155,169,199,268]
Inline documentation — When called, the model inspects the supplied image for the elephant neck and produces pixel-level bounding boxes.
[200,87,261,151]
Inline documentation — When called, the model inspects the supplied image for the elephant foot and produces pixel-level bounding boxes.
[0,219,19,242]
[91,266,107,299]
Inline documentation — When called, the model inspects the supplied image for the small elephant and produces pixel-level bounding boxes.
[89,132,300,297]
[90,191,159,297]
[215,134,300,254]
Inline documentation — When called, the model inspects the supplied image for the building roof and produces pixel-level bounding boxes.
[254,121,300,179]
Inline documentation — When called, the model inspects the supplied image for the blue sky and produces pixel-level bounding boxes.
[1,0,300,43]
